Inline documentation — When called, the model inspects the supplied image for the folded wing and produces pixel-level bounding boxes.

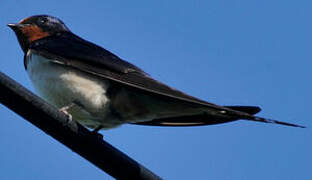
[29,33,305,128]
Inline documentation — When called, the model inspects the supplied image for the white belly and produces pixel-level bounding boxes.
[25,50,120,128]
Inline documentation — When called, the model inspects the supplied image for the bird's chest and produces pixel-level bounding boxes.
[25,51,112,127]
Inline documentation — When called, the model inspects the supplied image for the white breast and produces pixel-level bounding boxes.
[25,50,116,128]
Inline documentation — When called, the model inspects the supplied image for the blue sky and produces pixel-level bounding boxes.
[0,0,311,179]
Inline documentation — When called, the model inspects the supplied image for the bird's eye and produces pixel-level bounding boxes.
[39,18,47,25]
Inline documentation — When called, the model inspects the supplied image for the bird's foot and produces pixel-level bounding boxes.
[61,109,72,122]
[91,125,103,139]
[59,103,75,122]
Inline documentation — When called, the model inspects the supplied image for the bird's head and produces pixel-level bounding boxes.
[8,15,69,52]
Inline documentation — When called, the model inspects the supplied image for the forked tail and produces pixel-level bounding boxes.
[249,116,305,128]
[131,105,305,128]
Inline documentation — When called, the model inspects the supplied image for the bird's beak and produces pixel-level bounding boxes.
[7,23,18,29]
[7,23,19,31]
[7,23,29,31]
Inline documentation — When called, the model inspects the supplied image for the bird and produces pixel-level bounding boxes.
[7,15,304,131]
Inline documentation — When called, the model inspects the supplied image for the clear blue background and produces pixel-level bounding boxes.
[0,1,311,179]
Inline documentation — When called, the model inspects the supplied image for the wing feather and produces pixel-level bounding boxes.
[28,32,305,128]
[29,33,226,110]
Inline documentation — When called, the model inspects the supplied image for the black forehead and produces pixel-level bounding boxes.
[19,15,63,24]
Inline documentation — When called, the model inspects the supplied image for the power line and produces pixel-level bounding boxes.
[0,72,162,180]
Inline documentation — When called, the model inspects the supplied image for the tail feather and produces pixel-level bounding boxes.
[131,105,305,128]
[131,113,238,126]
[250,116,306,128]
[224,106,261,115]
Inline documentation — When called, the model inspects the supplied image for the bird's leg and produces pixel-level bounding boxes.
[92,125,103,133]
[59,102,76,122]
[92,125,104,139]
[60,102,104,139]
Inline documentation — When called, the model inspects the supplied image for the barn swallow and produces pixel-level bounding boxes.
[8,15,304,131]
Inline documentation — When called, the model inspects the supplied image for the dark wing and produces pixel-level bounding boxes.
[29,33,305,128]
[29,32,221,109]
[28,32,147,74]
[131,106,262,126]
